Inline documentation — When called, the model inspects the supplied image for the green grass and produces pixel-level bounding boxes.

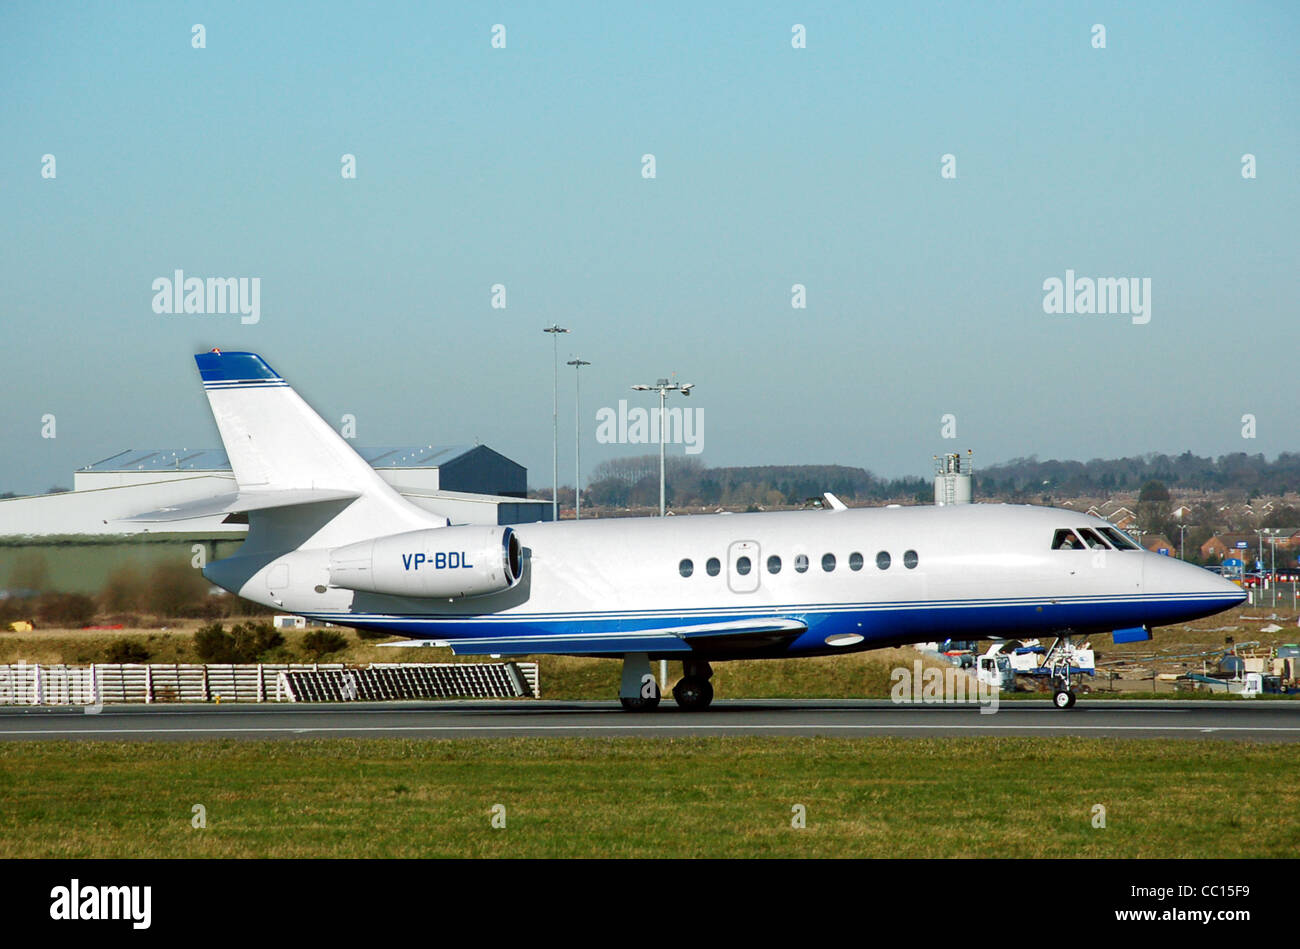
[1,737,1296,858]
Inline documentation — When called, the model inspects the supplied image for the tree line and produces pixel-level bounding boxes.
[564,450,1300,513]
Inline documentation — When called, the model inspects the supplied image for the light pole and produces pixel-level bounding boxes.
[1268,530,1278,606]
[543,324,569,521]
[1177,523,1191,561]
[567,358,590,520]
[631,378,694,516]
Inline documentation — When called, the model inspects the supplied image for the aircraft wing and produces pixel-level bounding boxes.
[445,617,808,656]
[123,488,360,522]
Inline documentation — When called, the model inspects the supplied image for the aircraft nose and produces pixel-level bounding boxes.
[1142,553,1246,605]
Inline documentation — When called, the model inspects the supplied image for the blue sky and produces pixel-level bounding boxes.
[1,1,1297,495]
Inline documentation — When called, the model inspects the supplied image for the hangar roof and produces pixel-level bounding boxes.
[81,446,477,472]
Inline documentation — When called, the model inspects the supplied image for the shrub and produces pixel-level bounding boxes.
[0,595,36,625]
[101,564,147,614]
[144,561,211,619]
[231,622,284,660]
[193,623,236,662]
[301,630,348,659]
[36,592,97,628]
[105,639,151,663]
[194,622,285,663]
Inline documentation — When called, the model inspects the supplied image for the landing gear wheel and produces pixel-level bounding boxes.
[672,676,714,711]
[1053,689,1076,709]
[620,693,661,712]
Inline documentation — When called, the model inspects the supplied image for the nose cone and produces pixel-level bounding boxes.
[1142,553,1246,620]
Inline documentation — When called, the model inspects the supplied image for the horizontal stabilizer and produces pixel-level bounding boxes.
[124,488,360,523]
[446,617,808,657]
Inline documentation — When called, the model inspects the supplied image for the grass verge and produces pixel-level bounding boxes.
[1,737,1296,858]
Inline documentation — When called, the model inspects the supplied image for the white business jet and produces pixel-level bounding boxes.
[134,351,1245,711]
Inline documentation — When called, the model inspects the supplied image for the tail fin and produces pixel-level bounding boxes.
[196,349,388,493]
[194,350,439,547]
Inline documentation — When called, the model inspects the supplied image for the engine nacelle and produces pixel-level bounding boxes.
[328,526,522,599]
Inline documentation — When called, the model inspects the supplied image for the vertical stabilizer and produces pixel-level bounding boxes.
[194,349,440,548]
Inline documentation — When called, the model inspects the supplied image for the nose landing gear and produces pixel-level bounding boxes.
[1052,687,1077,709]
[1051,634,1078,709]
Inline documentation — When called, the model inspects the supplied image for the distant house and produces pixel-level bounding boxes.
[1264,528,1300,551]
[1201,533,1261,562]
[1140,534,1175,556]
[1093,504,1137,529]
[1170,505,1193,521]
[1203,529,1300,562]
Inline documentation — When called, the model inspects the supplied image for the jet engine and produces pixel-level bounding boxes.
[328,526,522,599]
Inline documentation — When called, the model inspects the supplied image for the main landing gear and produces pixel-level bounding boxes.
[671,660,714,711]
[619,653,660,711]
[618,655,715,711]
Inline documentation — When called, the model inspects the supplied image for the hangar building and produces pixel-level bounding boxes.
[0,445,548,594]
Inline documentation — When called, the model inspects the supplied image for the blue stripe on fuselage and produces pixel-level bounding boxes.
[303,594,1242,656]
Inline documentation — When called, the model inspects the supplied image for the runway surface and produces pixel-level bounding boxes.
[2,699,1300,741]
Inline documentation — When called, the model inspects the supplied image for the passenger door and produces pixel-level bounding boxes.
[728,540,760,594]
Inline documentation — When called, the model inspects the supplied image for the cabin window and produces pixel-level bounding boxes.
[822,553,836,572]
[794,554,809,573]
[736,556,752,576]
[706,557,721,576]
[1099,527,1139,550]
[876,551,891,570]
[1052,529,1084,550]
[849,551,864,571]
[903,549,918,569]
[767,555,782,574]
[1077,528,1111,550]
[679,558,694,578]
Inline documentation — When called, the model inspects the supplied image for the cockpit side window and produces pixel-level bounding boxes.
[1099,526,1140,550]
[1076,527,1111,550]
[1052,529,1084,550]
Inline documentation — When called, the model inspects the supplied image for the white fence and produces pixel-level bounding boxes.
[0,661,539,706]
[370,662,540,698]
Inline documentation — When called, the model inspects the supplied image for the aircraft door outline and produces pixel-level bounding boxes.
[728,540,760,594]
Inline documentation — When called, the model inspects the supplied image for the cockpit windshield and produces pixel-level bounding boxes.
[1076,527,1111,550]
[1053,527,1123,551]
[1098,526,1140,550]
[1052,529,1084,550]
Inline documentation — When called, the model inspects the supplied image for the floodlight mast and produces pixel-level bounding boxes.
[631,378,694,517]
[543,325,569,520]
[567,358,590,520]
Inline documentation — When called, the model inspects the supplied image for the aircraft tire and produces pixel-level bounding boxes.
[1053,689,1076,709]
[672,676,714,711]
